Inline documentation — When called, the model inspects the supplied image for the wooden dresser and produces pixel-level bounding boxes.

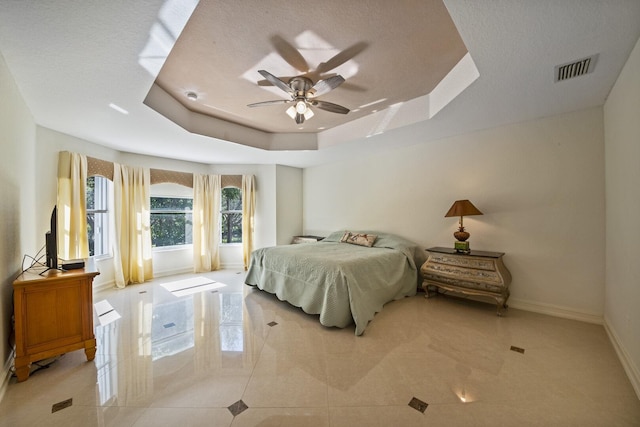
[421,247,512,315]
[12,264,99,381]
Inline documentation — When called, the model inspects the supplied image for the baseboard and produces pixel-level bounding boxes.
[604,317,640,400]
[153,267,193,278]
[220,263,244,270]
[0,350,15,403]
[508,298,603,324]
[93,268,194,292]
[92,266,245,292]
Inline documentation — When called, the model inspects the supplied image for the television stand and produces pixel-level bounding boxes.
[12,262,99,381]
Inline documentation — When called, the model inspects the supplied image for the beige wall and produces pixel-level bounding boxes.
[604,35,640,397]
[276,165,303,245]
[304,107,606,321]
[0,52,37,398]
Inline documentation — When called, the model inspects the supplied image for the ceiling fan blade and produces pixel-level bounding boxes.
[295,112,305,124]
[310,75,345,97]
[247,99,292,108]
[311,100,350,114]
[270,34,309,72]
[316,41,368,74]
[257,77,294,87]
[307,74,366,92]
[257,70,292,95]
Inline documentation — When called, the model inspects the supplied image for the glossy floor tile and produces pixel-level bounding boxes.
[1,269,639,426]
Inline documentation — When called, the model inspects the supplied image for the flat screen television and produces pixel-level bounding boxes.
[45,206,58,269]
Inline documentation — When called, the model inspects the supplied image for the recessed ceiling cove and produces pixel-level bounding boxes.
[144,0,474,150]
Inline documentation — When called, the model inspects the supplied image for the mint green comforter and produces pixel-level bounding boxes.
[244,231,424,335]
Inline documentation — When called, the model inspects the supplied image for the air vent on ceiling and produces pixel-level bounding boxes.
[554,54,598,82]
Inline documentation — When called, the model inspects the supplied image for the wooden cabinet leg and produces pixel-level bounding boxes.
[84,340,97,362]
[14,356,30,382]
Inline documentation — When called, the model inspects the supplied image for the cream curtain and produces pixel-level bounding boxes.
[241,175,256,270]
[193,174,221,272]
[112,163,153,288]
[57,151,89,260]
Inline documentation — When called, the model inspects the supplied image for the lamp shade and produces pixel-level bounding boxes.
[445,200,483,217]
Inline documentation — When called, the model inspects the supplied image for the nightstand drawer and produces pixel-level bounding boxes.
[422,262,503,284]
[427,253,497,271]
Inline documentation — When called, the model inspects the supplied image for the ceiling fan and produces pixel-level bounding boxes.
[248,70,349,124]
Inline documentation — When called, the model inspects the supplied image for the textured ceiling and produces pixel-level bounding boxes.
[1,1,640,167]
[153,0,468,134]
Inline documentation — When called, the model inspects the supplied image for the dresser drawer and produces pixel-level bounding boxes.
[422,262,503,285]
[427,253,497,271]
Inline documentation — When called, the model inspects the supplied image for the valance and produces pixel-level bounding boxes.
[84,154,241,188]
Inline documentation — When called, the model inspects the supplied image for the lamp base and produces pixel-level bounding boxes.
[454,241,470,253]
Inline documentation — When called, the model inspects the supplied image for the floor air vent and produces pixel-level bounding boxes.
[554,54,598,82]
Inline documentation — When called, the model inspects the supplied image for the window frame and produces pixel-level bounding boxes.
[86,175,110,258]
[220,186,242,245]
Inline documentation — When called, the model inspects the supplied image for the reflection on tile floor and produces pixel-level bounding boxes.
[1,269,639,426]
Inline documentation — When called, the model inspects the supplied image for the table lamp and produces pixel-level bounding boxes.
[445,200,483,253]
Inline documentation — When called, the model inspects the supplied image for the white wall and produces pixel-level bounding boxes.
[304,107,606,322]
[275,165,303,245]
[604,35,640,398]
[0,52,37,399]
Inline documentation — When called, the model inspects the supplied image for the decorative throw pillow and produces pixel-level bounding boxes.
[340,231,377,247]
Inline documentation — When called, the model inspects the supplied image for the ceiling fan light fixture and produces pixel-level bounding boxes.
[250,69,348,125]
[287,102,314,122]
[304,108,314,120]
[295,100,307,114]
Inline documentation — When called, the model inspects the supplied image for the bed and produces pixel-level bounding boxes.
[244,230,425,335]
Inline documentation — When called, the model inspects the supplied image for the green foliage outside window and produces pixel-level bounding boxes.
[221,187,242,244]
[86,176,96,210]
[150,197,193,247]
[86,176,96,255]
[86,176,108,257]
[87,186,241,251]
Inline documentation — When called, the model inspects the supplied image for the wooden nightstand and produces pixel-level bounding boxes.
[421,247,512,315]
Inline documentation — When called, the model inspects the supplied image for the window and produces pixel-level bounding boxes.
[150,196,193,247]
[86,176,110,257]
[221,187,242,244]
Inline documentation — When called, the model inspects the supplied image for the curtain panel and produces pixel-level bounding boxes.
[57,151,256,276]
[193,174,221,272]
[57,151,89,260]
[241,175,256,270]
[112,163,153,288]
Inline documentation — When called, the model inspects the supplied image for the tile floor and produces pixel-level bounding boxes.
[1,269,639,426]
